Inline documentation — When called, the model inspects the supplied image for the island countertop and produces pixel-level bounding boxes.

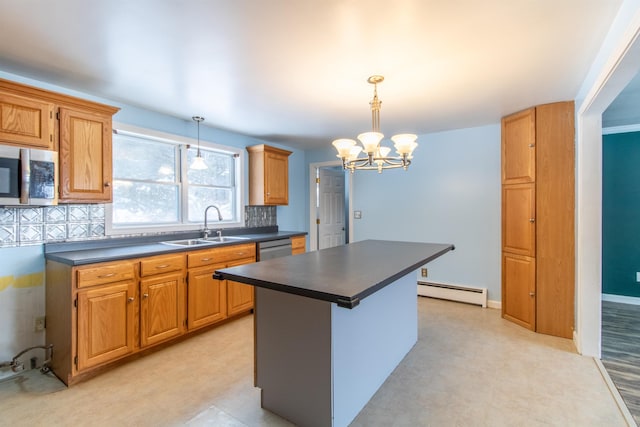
[216,239,454,308]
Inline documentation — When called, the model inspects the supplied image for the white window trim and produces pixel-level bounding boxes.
[105,122,245,236]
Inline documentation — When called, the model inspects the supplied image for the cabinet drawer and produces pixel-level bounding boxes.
[76,261,135,288]
[188,249,217,269]
[213,243,256,263]
[291,236,305,250]
[140,254,185,277]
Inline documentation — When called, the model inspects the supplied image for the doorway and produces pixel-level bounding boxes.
[576,16,640,357]
[308,161,352,251]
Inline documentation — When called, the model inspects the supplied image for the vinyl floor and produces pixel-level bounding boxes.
[602,300,640,426]
[0,298,628,426]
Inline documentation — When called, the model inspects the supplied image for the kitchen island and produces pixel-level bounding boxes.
[215,240,454,427]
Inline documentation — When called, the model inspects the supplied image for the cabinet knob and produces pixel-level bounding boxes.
[528,144,535,148]
[529,218,535,223]
[143,293,149,299]
[529,292,536,297]
[104,182,111,187]
[127,297,134,302]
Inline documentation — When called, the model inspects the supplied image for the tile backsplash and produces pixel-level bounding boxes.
[1,205,277,247]
[0,205,106,247]
[244,205,277,228]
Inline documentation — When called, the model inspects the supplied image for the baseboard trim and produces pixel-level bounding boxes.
[594,358,638,427]
[602,293,640,306]
[487,299,501,310]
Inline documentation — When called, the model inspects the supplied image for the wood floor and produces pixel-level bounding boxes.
[602,300,640,425]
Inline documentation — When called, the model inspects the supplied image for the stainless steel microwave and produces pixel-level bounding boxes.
[0,145,58,206]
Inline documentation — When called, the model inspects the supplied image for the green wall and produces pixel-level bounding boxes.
[603,131,640,297]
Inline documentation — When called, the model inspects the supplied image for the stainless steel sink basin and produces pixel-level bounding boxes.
[161,236,250,247]
[161,239,214,247]
[200,236,250,243]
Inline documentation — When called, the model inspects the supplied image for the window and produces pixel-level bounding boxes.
[106,124,243,235]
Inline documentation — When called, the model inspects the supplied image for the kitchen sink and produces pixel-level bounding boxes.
[161,236,250,247]
[200,236,250,243]
[161,239,214,247]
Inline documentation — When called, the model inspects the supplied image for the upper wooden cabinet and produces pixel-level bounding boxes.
[501,108,536,185]
[247,144,292,205]
[501,101,575,339]
[59,107,113,203]
[0,92,55,149]
[0,78,119,203]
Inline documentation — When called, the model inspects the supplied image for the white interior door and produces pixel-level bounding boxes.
[318,168,345,250]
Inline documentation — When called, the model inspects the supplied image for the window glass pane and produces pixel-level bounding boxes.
[187,148,233,186]
[114,136,176,182]
[113,180,180,224]
[188,186,233,222]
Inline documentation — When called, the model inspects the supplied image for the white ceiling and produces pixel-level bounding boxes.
[0,0,626,149]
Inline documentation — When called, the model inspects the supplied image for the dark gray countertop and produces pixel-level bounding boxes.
[45,229,306,266]
[216,240,454,309]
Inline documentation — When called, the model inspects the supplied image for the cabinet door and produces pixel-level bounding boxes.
[140,272,185,348]
[58,107,113,202]
[264,151,289,205]
[291,236,306,255]
[187,263,227,330]
[502,183,535,257]
[77,281,136,371]
[502,253,536,331]
[502,108,535,184]
[0,92,55,149]
[226,258,255,316]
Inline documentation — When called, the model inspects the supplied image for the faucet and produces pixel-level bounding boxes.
[203,205,223,238]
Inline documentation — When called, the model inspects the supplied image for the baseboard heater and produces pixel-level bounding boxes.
[417,281,487,308]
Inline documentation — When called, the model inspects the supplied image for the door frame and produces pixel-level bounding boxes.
[576,8,640,357]
[308,161,353,252]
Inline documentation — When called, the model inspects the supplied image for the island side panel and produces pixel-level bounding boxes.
[255,287,332,427]
[331,273,418,427]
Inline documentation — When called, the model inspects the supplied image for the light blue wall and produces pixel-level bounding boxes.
[306,125,502,301]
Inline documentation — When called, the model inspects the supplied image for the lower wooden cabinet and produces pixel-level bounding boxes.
[187,263,227,330]
[227,280,254,316]
[226,257,256,316]
[502,253,536,331]
[46,242,257,385]
[76,280,136,371]
[140,271,185,347]
[291,235,306,255]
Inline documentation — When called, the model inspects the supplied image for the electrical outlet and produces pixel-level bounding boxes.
[421,268,428,278]
[34,316,45,332]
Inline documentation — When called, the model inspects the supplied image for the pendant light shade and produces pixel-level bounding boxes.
[191,116,207,170]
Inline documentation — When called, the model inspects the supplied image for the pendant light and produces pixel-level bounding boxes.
[191,116,207,170]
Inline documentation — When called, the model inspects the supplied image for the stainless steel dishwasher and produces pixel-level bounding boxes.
[258,239,292,261]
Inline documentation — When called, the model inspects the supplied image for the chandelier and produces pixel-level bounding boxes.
[332,75,418,173]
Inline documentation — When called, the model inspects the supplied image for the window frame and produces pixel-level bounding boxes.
[105,122,245,236]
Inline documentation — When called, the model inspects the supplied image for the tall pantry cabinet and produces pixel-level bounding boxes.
[501,101,575,339]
